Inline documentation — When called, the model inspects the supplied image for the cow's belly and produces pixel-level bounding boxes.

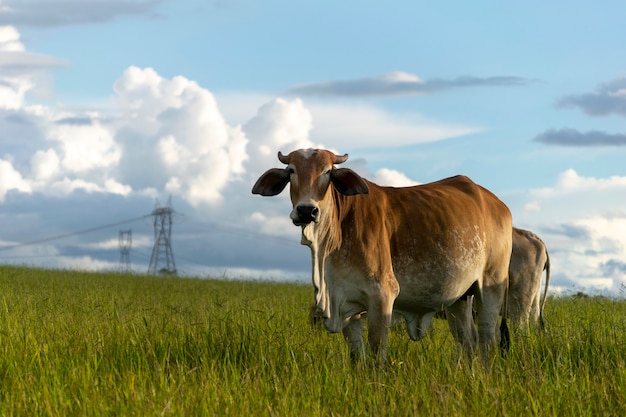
[390,223,489,312]
[393,263,482,312]
[391,266,481,341]
[321,248,485,332]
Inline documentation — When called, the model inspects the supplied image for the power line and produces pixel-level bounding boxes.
[0,215,150,252]
[176,215,298,249]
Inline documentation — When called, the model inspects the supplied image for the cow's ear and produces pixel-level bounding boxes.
[252,168,290,196]
[330,168,369,196]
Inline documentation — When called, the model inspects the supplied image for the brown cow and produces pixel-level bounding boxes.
[252,149,512,363]
[509,227,551,329]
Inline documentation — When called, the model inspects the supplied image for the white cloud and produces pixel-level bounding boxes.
[4,59,261,207]
[554,168,626,191]
[306,101,481,150]
[50,118,120,173]
[513,169,626,294]
[382,71,424,83]
[84,234,152,251]
[104,178,131,195]
[522,169,626,218]
[56,255,117,272]
[157,134,187,167]
[112,66,249,207]
[245,98,315,155]
[243,97,320,178]
[30,148,60,180]
[0,26,23,51]
[248,211,298,238]
[372,168,420,187]
[0,79,30,109]
[214,91,275,126]
[47,177,106,194]
[0,25,65,109]
[0,158,31,200]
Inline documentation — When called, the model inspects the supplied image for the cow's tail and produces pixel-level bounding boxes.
[539,247,551,331]
[499,277,511,356]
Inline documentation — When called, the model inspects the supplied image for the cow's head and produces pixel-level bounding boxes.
[252,149,369,225]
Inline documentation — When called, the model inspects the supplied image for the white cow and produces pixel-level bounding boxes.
[509,227,551,329]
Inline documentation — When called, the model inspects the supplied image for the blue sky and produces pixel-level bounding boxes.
[1,0,626,295]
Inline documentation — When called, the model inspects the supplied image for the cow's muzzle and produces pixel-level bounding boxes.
[292,204,319,225]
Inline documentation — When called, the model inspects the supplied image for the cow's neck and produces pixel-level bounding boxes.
[300,191,344,319]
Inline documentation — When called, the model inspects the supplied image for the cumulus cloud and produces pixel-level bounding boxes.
[514,169,626,293]
[30,148,60,180]
[372,168,420,187]
[573,216,626,290]
[2,59,330,213]
[520,169,626,224]
[112,66,250,207]
[2,107,129,197]
[287,71,530,97]
[2,45,261,206]
[51,116,121,172]
[533,128,626,146]
[559,77,626,117]
[0,158,31,201]
[242,97,320,178]
[539,169,626,196]
[0,0,162,27]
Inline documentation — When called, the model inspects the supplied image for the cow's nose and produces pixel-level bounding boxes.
[294,204,319,225]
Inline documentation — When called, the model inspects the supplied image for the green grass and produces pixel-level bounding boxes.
[1,265,626,416]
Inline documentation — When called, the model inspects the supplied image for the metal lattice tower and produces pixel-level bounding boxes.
[119,229,132,273]
[147,199,177,276]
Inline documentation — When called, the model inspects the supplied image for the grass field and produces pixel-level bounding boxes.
[1,265,625,416]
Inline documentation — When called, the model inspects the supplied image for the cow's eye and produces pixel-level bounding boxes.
[287,167,295,175]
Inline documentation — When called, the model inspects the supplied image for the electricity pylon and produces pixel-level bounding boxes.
[119,229,132,273]
[147,198,177,276]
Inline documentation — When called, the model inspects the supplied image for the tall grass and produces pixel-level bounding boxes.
[1,265,625,416]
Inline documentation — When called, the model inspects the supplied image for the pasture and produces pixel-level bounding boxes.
[0,265,625,416]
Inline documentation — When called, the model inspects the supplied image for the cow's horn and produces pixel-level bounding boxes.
[334,153,349,164]
[278,151,289,164]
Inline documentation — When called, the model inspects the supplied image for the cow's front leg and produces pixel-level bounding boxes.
[342,318,364,363]
[366,281,398,363]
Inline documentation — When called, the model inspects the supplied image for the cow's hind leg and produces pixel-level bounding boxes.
[445,296,478,364]
[474,280,508,365]
[529,290,541,328]
[342,319,364,363]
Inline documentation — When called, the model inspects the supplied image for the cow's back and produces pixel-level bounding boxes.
[376,175,512,313]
